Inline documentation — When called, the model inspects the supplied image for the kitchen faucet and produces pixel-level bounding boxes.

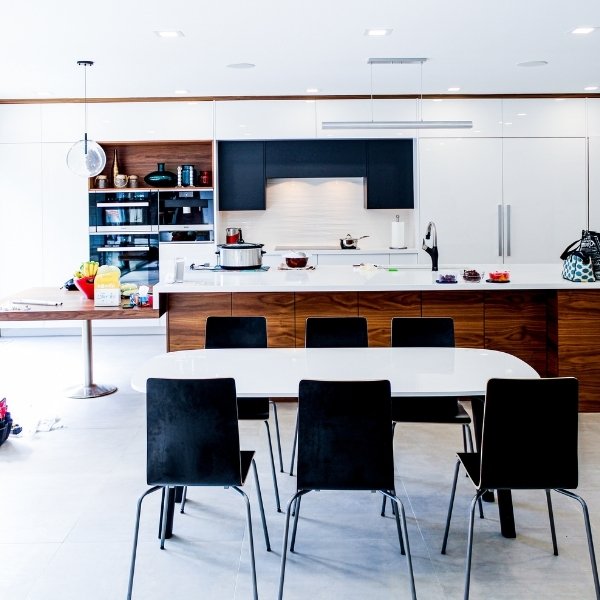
[422,221,439,271]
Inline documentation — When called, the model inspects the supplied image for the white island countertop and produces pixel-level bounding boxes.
[153,263,597,296]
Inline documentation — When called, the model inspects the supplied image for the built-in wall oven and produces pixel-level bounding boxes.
[88,190,159,285]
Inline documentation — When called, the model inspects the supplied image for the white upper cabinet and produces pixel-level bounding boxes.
[418,99,503,138]
[501,99,586,137]
[41,143,89,287]
[418,138,503,266]
[0,104,42,143]
[42,102,214,142]
[0,143,44,298]
[588,99,600,137]
[316,99,418,138]
[215,100,316,139]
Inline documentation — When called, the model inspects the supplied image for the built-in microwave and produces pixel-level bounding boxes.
[89,190,158,233]
[89,233,159,286]
[158,189,214,243]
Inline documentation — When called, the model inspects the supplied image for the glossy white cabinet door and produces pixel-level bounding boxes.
[501,99,586,137]
[502,138,587,263]
[215,100,316,139]
[588,99,600,137]
[419,99,503,138]
[41,143,89,287]
[0,144,44,298]
[0,104,42,143]
[418,138,503,265]
[586,138,600,232]
[42,102,214,142]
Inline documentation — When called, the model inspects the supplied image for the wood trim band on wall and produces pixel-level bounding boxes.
[2,93,600,105]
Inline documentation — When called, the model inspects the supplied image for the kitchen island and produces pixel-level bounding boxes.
[154,263,600,411]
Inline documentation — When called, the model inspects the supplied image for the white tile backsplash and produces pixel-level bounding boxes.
[218,178,414,249]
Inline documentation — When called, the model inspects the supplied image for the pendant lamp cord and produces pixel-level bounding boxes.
[369,61,374,123]
[77,60,93,155]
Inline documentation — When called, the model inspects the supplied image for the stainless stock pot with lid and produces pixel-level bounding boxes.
[216,242,265,269]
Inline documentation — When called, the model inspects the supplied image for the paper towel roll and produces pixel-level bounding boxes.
[390,221,405,248]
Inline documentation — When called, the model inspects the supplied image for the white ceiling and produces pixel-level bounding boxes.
[3,0,600,101]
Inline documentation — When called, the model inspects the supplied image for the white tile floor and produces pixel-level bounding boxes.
[1,332,600,599]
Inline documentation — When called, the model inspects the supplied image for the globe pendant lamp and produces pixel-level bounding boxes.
[66,60,106,177]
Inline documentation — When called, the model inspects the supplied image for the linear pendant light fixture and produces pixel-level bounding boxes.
[66,60,107,177]
[322,57,473,130]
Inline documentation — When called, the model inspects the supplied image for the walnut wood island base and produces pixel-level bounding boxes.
[158,264,600,411]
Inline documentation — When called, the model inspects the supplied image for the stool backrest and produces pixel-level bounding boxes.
[479,377,579,490]
[146,377,242,486]
[205,316,267,349]
[305,316,368,348]
[297,379,394,491]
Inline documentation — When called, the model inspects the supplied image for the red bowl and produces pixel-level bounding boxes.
[74,277,95,299]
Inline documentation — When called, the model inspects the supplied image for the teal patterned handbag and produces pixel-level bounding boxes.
[560,240,596,282]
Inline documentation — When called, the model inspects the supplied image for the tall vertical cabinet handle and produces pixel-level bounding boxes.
[497,204,504,256]
[505,204,511,256]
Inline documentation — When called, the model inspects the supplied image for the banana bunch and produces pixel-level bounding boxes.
[74,261,99,280]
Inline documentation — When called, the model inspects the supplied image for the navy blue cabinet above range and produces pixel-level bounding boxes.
[217,139,414,211]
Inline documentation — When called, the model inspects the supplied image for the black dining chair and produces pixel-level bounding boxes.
[441,376,600,600]
[289,316,369,475]
[382,316,480,516]
[278,378,417,600]
[203,315,283,512]
[126,377,271,600]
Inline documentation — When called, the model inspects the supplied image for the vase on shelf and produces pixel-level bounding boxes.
[112,149,120,187]
[144,162,177,188]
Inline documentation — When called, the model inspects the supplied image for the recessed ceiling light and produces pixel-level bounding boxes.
[365,28,392,37]
[306,88,319,94]
[174,89,189,95]
[516,113,527,117]
[572,27,595,35]
[447,87,460,92]
[517,60,548,67]
[227,63,256,69]
[154,31,184,38]
[584,86,599,91]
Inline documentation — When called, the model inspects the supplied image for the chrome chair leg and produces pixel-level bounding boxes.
[232,486,258,600]
[290,494,303,551]
[270,400,284,472]
[441,458,461,554]
[289,412,299,476]
[127,485,162,600]
[180,486,188,513]
[250,458,271,551]
[545,489,558,555]
[555,488,600,599]
[464,489,486,600]
[278,491,307,600]
[160,486,171,549]
[263,419,282,512]
[382,490,417,600]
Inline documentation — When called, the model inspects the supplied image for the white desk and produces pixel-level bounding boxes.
[131,347,538,396]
